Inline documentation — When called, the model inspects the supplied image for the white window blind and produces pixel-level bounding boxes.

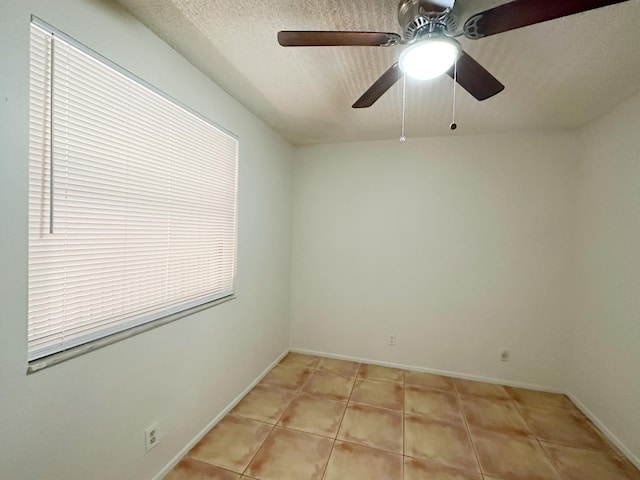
[28,21,238,361]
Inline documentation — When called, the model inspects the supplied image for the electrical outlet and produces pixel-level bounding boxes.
[388,335,397,346]
[145,423,159,452]
[500,350,510,362]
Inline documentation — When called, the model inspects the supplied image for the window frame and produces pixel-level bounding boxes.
[27,17,238,373]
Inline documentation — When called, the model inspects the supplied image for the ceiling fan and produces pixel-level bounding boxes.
[277,0,630,108]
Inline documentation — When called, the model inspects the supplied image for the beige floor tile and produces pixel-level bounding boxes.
[245,427,333,480]
[505,387,576,411]
[317,357,361,376]
[453,379,509,400]
[404,415,479,473]
[541,442,638,480]
[323,441,403,480]
[178,357,640,480]
[350,378,403,411]
[278,393,347,437]
[188,415,272,473]
[358,364,405,384]
[279,352,321,368]
[405,386,464,425]
[470,429,559,480]
[337,404,403,454]
[231,384,296,424]
[302,370,355,401]
[520,406,609,450]
[404,457,483,480]
[459,395,531,437]
[260,364,311,391]
[619,457,640,480]
[165,458,240,480]
[405,371,455,392]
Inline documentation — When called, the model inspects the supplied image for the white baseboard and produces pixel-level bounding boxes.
[566,392,640,469]
[291,347,563,393]
[151,348,290,480]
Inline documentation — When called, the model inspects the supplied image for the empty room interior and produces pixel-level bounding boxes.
[1,1,640,479]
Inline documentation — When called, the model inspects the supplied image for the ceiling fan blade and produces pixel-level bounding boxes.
[278,31,401,47]
[352,63,402,108]
[464,0,630,39]
[448,51,504,101]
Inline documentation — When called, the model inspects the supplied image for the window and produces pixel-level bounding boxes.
[28,19,238,362]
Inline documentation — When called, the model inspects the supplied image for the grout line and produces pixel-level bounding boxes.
[534,437,623,454]
[454,381,485,477]
[319,443,335,480]
[274,387,299,427]
[508,392,563,478]
[239,420,278,477]
[244,356,324,478]
[535,437,563,479]
[319,361,359,480]
[285,362,316,421]
[242,356,309,477]
[337,362,358,438]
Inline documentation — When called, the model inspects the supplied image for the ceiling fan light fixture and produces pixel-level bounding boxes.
[399,35,460,80]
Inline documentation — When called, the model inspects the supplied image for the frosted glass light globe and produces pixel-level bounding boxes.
[399,36,460,80]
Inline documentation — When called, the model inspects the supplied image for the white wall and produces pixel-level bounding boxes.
[567,90,640,463]
[1,1,638,475]
[290,132,578,389]
[0,1,293,479]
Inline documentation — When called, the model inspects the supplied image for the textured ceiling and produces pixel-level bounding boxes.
[115,0,640,145]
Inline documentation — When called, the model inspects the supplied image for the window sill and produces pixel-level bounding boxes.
[27,293,236,374]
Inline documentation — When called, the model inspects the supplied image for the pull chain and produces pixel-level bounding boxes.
[450,57,457,131]
[399,73,407,142]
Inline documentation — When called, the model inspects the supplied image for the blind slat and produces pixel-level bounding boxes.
[28,23,238,361]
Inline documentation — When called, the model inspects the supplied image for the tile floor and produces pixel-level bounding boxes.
[165,353,640,480]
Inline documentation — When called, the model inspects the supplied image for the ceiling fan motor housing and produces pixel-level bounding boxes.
[398,0,457,41]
